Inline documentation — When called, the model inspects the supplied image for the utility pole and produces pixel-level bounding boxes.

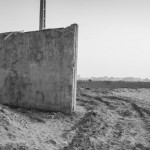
[39,0,46,30]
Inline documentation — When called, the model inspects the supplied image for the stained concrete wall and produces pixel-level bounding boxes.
[0,24,78,114]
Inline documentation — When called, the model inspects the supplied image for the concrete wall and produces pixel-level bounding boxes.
[0,24,78,114]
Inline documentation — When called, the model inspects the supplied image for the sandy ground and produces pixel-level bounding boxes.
[0,88,150,150]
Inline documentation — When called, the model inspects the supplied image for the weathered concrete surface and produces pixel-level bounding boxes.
[0,24,78,114]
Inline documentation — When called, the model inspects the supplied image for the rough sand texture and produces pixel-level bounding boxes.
[0,88,150,150]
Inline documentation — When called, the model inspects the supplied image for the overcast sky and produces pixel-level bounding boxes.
[0,0,150,78]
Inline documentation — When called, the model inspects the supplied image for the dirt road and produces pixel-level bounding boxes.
[0,88,150,150]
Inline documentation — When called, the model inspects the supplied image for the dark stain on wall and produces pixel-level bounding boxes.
[4,69,32,105]
[36,91,45,102]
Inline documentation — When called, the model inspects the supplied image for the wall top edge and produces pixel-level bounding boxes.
[0,24,78,36]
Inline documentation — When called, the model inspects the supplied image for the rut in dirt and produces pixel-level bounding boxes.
[63,110,108,150]
[63,89,150,150]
